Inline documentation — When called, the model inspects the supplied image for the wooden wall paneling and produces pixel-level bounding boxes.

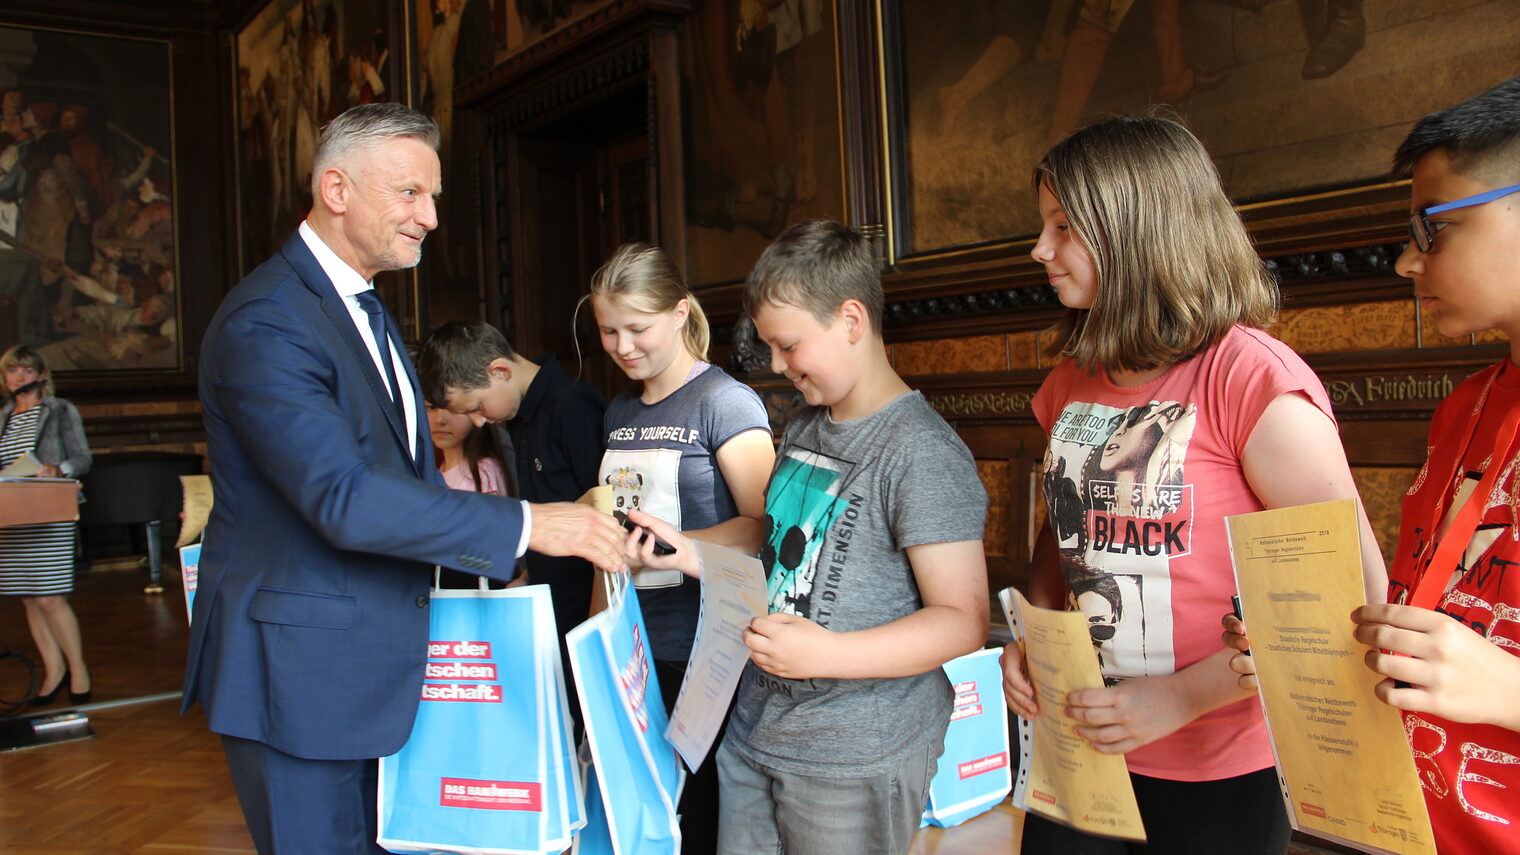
[457,1,691,395]
[484,122,516,336]
[176,14,233,387]
[648,22,682,265]
[463,110,493,326]
[513,127,550,355]
[922,417,1047,602]
[836,0,886,256]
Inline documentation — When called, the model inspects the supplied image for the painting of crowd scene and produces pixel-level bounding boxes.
[682,0,845,286]
[896,0,1520,256]
[235,0,396,273]
[0,25,177,373]
[500,0,616,56]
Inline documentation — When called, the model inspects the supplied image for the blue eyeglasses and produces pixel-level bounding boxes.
[1409,183,1520,252]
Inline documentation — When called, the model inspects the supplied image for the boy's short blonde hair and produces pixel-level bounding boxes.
[743,220,883,333]
[1035,115,1277,374]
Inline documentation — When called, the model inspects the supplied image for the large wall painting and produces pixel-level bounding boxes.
[888,0,1520,258]
[682,0,846,287]
[235,0,397,273]
[0,23,179,373]
[502,0,616,56]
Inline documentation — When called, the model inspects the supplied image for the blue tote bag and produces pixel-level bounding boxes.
[922,647,1013,828]
[566,573,683,855]
[378,581,582,854]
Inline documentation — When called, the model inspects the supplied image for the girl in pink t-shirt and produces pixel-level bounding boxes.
[428,403,510,497]
[1002,116,1386,855]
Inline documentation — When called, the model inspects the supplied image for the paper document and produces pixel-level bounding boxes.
[1228,499,1434,855]
[1002,587,1146,842]
[667,541,768,772]
[579,484,613,514]
[0,450,41,478]
[176,474,214,547]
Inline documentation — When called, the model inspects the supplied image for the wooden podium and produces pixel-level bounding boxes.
[0,478,96,751]
[0,479,80,527]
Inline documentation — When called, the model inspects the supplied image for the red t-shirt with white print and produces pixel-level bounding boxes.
[1389,358,1520,855]
[1034,325,1335,781]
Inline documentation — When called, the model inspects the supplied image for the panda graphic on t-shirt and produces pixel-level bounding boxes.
[598,448,685,588]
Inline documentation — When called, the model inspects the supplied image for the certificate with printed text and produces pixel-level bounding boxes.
[1002,587,1146,842]
[1228,499,1435,855]
[177,474,214,547]
[666,541,768,773]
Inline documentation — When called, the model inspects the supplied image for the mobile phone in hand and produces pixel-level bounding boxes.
[613,510,677,556]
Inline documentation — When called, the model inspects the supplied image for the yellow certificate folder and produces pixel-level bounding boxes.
[1001,587,1145,842]
[1227,499,1434,855]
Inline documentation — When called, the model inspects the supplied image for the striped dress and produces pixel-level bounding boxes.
[0,406,76,595]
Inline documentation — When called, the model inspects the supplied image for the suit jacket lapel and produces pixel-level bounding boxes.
[281,234,417,471]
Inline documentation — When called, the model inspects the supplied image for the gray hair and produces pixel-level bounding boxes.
[309,103,440,196]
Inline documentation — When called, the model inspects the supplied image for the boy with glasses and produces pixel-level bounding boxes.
[1227,75,1520,854]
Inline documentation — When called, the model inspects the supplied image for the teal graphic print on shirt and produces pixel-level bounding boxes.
[762,448,851,618]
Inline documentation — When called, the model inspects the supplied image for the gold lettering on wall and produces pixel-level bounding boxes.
[928,392,1036,417]
[1324,374,1455,408]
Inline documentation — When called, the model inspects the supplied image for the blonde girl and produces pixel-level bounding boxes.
[585,241,774,852]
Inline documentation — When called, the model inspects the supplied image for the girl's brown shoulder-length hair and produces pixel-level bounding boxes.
[1035,114,1278,374]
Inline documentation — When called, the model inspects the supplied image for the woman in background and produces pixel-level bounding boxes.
[0,344,92,707]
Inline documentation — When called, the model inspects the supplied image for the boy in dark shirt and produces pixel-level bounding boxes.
[418,320,607,647]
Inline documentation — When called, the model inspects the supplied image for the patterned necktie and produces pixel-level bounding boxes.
[354,289,407,427]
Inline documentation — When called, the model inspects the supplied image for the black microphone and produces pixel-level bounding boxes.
[9,378,45,397]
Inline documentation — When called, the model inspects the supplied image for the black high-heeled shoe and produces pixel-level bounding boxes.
[30,670,68,708]
[68,686,92,706]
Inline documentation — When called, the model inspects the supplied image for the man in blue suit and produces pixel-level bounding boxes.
[184,104,629,854]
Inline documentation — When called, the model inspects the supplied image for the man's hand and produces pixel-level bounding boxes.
[1221,612,1258,691]
[35,463,62,478]
[526,501,628,574]
[744,612,834,679]
[1353,603,1520,730]
[1065,673,1201,755]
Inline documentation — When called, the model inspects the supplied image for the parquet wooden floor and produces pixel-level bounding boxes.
[0,563,1026,854]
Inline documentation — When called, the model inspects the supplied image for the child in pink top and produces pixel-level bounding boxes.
[429,402,510,496]
[1002,116,1386,855]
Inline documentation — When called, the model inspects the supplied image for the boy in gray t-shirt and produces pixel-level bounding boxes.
[624,220,989,855]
